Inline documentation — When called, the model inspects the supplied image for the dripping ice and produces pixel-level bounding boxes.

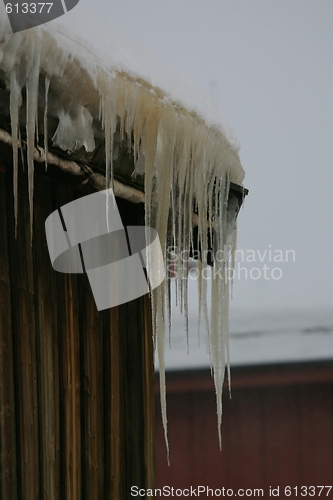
[0,6,245,456]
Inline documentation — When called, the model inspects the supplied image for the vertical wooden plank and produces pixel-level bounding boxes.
[7,165,40,500]
[115,197,155,499]
[224,388,247,489]
[192,390,228,488]
[1,167,157,499]
[33,174,61,500]
[262,386,283,488]
[80,274,104,500]
[300,384,315,485]
[226,387,265,490]
[277,385,301,486]
[141,294,155,492]
[109,303,125,499]
[121,298,145,491]
[310,384,333,484]
[261,385,302,488]
[62,274,81,500]
[0,171,18,500]
[55,185,82,500]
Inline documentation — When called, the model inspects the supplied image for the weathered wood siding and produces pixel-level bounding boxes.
[0,155,155,500]
[156,363,333,495]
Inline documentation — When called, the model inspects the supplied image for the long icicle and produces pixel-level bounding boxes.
[44,75,50,171]
[26,44,41,243]
[0,23,245,460]
[9,69,22,236]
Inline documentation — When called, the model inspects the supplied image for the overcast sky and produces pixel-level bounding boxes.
[68,0,333,314]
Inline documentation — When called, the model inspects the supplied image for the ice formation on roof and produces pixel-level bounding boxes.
[0,5,245,456]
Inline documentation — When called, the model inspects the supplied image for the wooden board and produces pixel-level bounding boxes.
[0,160,155,499]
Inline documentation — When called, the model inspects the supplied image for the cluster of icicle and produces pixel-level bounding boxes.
[0,12,245,460]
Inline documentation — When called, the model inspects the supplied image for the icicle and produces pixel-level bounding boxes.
[44,76,50,171]
[18,128,24,171]
[9,69,22,236]
[197,260,204,346]
[0,21,246,459]
[152,105,176,457]
[166,259,172,349]
[25,42,41,243]
[155,285,169,464]
[100,86,117,232]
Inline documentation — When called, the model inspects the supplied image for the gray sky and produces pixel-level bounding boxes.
[79,0,333,311]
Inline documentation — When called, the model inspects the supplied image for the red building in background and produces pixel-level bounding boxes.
[155,310,333,497]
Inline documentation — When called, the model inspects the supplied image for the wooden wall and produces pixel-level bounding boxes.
[156,363,333,496]
[0,155,155,500]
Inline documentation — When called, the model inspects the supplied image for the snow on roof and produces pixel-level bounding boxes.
[0,6,243,158]
[0,4,245,250]
[1,5,240,131]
